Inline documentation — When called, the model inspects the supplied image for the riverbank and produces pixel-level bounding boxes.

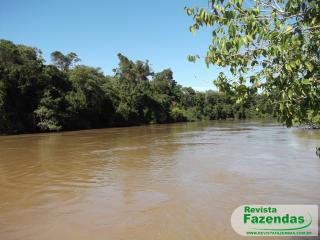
[0,117,276,136]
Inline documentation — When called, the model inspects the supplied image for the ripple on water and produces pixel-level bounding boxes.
[90,146,147,155]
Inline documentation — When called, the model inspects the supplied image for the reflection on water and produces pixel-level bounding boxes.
[0,120,319,240]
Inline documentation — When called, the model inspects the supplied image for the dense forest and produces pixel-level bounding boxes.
[0,40,274,134]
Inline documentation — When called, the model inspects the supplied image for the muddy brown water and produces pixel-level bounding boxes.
[0,121,319,240]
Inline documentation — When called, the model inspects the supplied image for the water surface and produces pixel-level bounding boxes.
[0,121,319,239]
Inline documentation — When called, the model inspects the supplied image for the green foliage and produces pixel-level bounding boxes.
[65,65,111,129]
[33,65,70,131]
[186,0,320,126]
[0,39,45,133]
[34,88,64,131]
[51,51,80,72]
[170,106,188,122]
[0,40,274,134]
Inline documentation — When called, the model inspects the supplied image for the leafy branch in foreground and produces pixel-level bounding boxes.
[186,0,320,126]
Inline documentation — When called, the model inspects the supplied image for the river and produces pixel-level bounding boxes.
[0,120,319,239]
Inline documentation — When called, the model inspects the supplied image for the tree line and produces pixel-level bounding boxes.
[0,39,274,134]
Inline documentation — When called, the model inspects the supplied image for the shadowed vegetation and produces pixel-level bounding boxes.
[0,40,274,134]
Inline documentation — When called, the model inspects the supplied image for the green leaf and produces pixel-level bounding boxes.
[305,62,314,72]
[284,26,293,33]
[302,79,310,85]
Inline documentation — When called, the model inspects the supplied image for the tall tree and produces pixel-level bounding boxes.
[112,54,153,123]
[34,65,70,131]
[66,65,114,129]
[51,51,80,72]
[0,40,45,133]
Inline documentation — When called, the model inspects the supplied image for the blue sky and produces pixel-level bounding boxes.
[0,0,224,91]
